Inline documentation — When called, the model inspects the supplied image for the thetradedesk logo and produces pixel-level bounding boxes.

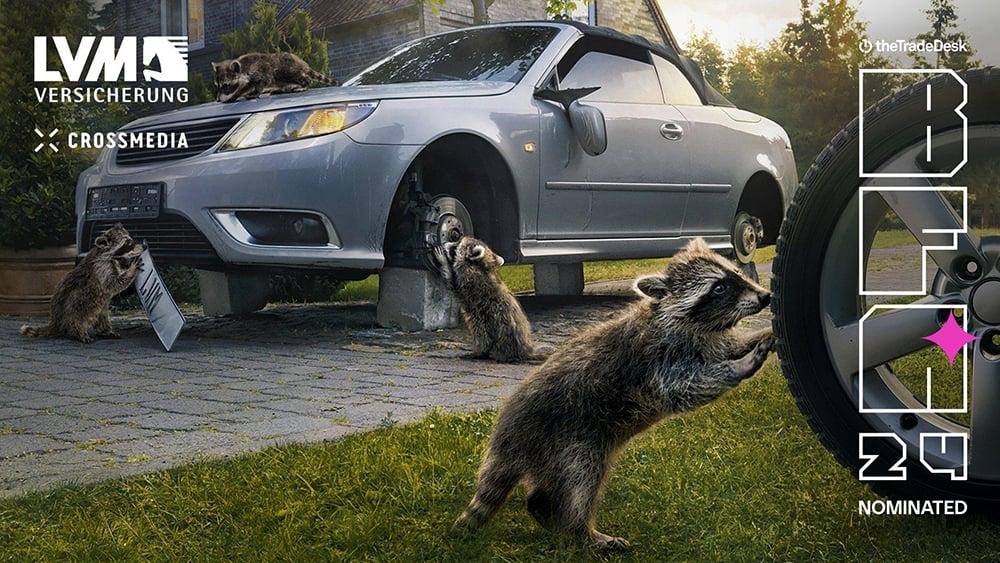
[34,36,188,82]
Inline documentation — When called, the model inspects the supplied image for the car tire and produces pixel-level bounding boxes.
[738,261,760,284]
[773,68,1000,510]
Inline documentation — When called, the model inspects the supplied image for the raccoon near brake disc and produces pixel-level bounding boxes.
[416,195,474,271]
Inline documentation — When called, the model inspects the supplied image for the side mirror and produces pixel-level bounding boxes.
[534,86,607,157]
[567,101,607,157]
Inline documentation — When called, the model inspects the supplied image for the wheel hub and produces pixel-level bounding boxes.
[741,223,758,254]
[972,279,1000,326]
[437,214,465,244]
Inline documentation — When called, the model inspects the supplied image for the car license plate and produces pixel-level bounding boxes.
[135,248,185,351]
[86,183,161,220]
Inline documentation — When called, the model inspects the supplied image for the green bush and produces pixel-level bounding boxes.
[222,2,329,74]
[0,150,91,249]
[0,0,96,250]
[269,272,346,304]
[112,265,202,311]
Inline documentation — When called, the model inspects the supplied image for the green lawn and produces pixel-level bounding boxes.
[2,360,998,561]
[335,228,1000,303]
[335,258,671,302]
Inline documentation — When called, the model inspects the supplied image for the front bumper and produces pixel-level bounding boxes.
[76,132,421,271]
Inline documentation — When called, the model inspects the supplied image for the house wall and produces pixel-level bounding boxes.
[594,0,667,46]
[421,0,546,35]
[322,6,423,81]
[111,0,258,80]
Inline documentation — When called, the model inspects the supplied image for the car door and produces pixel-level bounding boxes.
[652,54,738,237]
[536,41,691,240]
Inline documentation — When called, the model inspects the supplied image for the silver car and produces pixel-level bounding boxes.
[75,21,796,292]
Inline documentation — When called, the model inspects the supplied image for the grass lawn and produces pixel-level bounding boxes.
[336,229,1000,303]
[2,360,998,561]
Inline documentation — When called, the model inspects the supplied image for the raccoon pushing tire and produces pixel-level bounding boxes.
[773,68,1000,511]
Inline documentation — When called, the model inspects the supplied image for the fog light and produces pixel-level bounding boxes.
[213,210,339,247]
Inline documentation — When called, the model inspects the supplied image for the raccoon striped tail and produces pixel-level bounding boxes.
[307,69,339,86]
[20,324,55,338]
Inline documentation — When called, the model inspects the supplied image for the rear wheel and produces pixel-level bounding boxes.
[773,68,1000,509]
[732,210,762,264]
[732,210,763,283]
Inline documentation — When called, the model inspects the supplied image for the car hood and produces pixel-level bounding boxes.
[122,81,515,129]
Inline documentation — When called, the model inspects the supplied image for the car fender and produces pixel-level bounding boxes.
[344,94,541,240]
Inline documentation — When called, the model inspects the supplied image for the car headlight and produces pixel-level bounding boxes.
[219,101,378,151]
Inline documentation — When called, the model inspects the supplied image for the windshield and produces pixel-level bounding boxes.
[346,26,559,86]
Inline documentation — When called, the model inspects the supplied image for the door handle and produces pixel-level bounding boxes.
[659,121,684,141]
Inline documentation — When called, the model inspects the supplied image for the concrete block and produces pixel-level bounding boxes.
[377,267,460,331]
[197,270,269,316]
[533,262,584,296]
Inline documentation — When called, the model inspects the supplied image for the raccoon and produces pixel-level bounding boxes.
[431,236,545,363]
[20,224,144,344]
[212,52,338,103]
[453,238,774,548]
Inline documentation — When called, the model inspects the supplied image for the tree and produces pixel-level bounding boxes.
[684,31,728,92]
[767,0,897,175]
[222,1,328,74]
[0,0,98,249]
[546,0,590,20]
[910,0,979,70]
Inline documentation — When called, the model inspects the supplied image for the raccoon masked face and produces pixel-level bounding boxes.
[635,238,771,332]
[441,236,504,273]
[93,224,136,256]
[212,60,245,101]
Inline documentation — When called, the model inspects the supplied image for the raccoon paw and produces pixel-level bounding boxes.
[97,331,121,339]
[746,338,774,374]
[590,531,630,550]
[76,334,96,344]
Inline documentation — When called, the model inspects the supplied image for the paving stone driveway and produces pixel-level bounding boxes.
[0,246,921,498]
[0,284,651,497]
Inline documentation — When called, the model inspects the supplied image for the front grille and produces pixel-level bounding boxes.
[115,117,241,166]
[85,214,221,265]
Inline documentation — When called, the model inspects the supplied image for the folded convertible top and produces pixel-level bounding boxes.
[538,20,737,108]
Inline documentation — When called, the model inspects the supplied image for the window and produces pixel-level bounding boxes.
[347,27,558,86]
[161,0,204,50]
[560,51,663,104]
[653,55,702,106]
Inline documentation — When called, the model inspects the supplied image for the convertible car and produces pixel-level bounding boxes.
[75,21,796,309]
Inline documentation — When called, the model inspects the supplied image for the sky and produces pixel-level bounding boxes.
[657,0,1000,66]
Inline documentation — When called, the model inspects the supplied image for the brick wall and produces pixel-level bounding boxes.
[112,0,161,39]
[594,0,667,46]
[111,0,260,80]
[323,7,423,81]
[421,0,545,35]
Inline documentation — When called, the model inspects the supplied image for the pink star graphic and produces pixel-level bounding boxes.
[923,312,979,366]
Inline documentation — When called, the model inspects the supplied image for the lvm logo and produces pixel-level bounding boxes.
[34,36,188,82]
